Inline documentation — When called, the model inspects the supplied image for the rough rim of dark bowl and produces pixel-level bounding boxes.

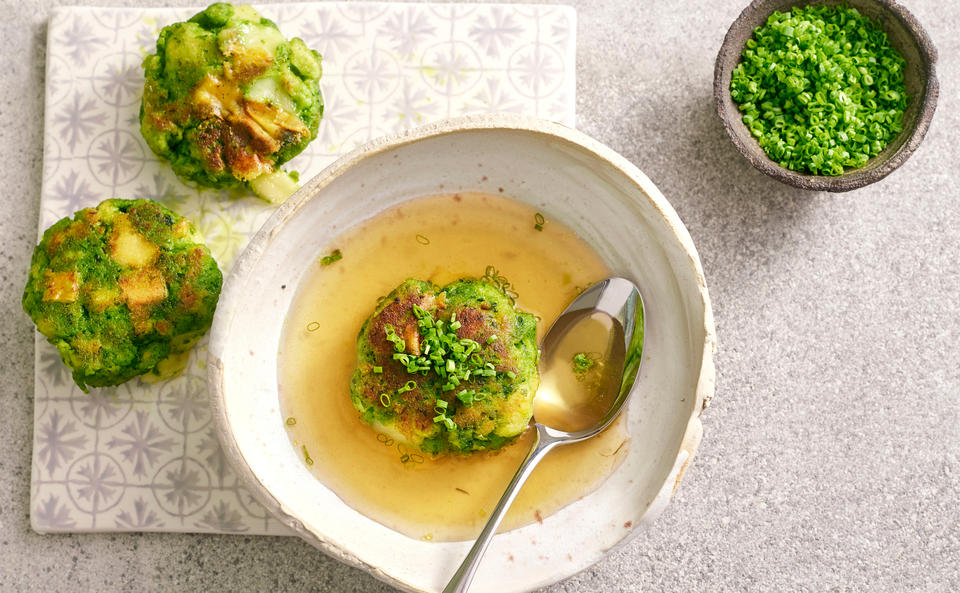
[714,0,939,192]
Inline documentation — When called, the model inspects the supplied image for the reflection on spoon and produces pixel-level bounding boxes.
[442,277,645,593]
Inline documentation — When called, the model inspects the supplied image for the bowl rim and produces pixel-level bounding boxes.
[713,0,939,192]
[207,113,717,592]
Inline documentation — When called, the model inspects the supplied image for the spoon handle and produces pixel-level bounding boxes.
[441,424,559,593]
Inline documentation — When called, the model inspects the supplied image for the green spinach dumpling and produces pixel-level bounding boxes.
[22,199,222,391]
[351,278,540,455]
[140,3,324,203]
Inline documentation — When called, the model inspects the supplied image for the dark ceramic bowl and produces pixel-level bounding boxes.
[714,0,938,192]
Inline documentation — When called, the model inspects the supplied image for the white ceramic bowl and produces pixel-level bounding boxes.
[208,114,716,593]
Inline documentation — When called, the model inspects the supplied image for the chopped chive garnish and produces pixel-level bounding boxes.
[285,417,296,426]
[534,212,545,231]
[383,324,407,353]
[481,266,518,303]
[319,249,343,266]
[572,351,601,381]
[415,234,430,245]
[302,445,313,465]
[372,282,535,435]
[729,5,908,175]
[573,352,595,373]
[306,321,320,332]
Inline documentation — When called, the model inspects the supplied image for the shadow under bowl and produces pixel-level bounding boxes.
[714,0,939,192]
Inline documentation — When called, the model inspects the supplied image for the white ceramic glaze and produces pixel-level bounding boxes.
[207,114,717,593]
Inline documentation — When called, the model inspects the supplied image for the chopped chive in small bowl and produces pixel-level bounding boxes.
[714,0,938,192]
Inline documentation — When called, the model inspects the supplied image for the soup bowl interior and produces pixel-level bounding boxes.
[208,114,715,593]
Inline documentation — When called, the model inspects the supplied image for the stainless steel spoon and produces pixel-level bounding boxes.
[441,277,645,593]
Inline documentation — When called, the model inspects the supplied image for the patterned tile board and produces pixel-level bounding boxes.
[32,3,576,534]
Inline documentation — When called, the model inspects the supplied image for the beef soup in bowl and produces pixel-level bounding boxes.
[207,114,716,593]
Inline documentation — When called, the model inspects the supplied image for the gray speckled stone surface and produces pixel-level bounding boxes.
[1,0,957,591]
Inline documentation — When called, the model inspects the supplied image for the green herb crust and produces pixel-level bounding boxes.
[729,5,908,175]
[350,278,539,455]
[140,2,324,202]
[22,199,223,391]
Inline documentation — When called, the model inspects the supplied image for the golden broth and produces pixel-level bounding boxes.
[278,192,629,542]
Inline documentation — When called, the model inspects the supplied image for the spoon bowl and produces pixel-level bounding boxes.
[442,277,644,593]
[536,277,643,438]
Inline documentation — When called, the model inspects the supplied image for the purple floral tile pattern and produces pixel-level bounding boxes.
[33,3,575,535]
